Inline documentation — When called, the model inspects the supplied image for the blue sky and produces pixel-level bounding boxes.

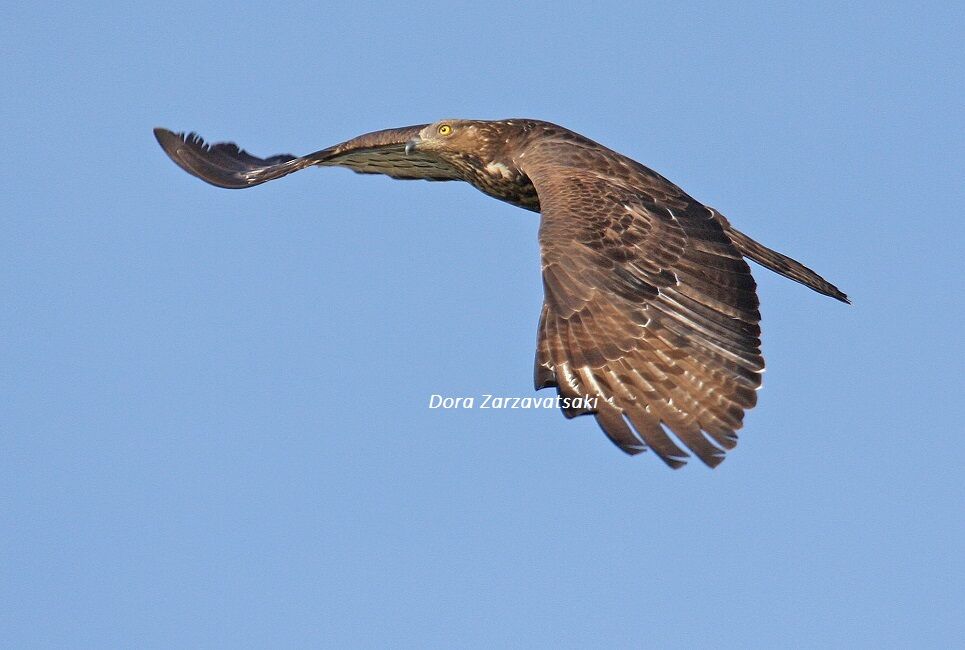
[2,2,962,647]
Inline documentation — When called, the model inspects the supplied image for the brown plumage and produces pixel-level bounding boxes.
[154,118,848,468]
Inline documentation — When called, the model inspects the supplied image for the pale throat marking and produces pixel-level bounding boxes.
[485,161,514,179]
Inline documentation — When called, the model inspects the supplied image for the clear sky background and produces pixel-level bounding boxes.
[3,2,962,648]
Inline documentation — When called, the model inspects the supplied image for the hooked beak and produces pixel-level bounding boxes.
[404,137,421,156]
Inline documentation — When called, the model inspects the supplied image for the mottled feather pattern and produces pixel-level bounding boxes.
[519,135,765,467]
[524,147,763,466]
[154,118,849,468]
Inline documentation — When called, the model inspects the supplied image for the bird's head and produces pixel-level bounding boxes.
[406,119,487,157]
[406,119,527,185]
[406,120,505,164]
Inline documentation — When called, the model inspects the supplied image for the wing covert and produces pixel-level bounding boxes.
[521,147,764,468]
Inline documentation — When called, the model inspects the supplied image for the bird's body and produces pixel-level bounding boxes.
[154,118,848,468]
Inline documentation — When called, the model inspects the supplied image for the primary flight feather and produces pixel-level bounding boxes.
[154,119,848,468]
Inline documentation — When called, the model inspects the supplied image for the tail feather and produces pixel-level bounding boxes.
[712,210,850,304]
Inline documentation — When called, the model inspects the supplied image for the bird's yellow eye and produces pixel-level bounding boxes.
[438,124,453,136]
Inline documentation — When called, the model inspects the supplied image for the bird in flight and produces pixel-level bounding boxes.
[154,119,848,468]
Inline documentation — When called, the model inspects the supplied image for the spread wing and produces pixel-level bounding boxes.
[153,125,461,189]
[522,148,764,468]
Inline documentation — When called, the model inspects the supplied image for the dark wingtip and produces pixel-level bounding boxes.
[153,127,187,164]
[153,127,177,151]
[152,127,210,181]
[152,127,302,189]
